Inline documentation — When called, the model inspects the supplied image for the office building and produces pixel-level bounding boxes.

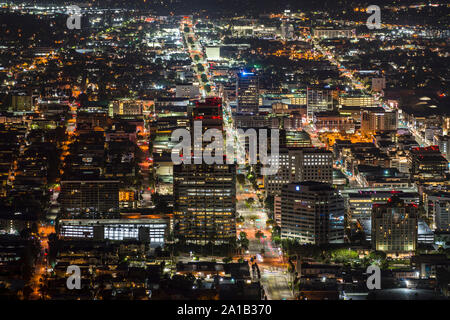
[176,83,200,99]
[372,78,386,92]
[173,163,236,244]
[346,190,420,223]
[236,71,259,114]
[306,87,333,120]
[59,180,119,216]
[289,148,333,184]
[339,93,375,107]
[409,146,448,181]
[264,150,291,196]
[371,197,418,254]
[58,218,167,246]
[361,107,397,135]
[425,192,450,232]
[192,97,223,131]
[280,182,344,244]
[433,135,450,161]
[109,99,144,116]
[264,147,333,196]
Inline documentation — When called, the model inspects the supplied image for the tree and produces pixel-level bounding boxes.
[19,228,31,239]
[266,219,275,227]
[255,230,264,239]
[271,225,281,244]
[436,267,450,296]
[31,222,38,235]
[222,257,232,264]
[369,250,387,262]
[22,285,33,300]
[264,195,274,212]
[245,197,255,208]
[331,248,358,263]
[238,232,249,251]
[237,174,246,185]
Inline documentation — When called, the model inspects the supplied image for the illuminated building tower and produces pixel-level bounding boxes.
[236,71,259,114]
[409,146,448,182]
[306,87,333,120]
[371,196,418,254]
[280,182,344,244]
[264,147,333,196]
[191,97,224,162]
[60,180,119,217]
[173,163,236,245]
[289,148,333,184]
[264,149,291,196]
[360,107,397,135]
[433,135,450,161]
[192,97,223,131]
[425,192,450,232]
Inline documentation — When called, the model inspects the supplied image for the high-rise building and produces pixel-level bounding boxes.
[346,191,420,223]
[371,196,418,253]
[289,148,333,184]
[59,180,120,216]
[433,135,450,161]
[425,192,450,232]
[339,92,375,107]
[409,146,448,181]
[279,130,312,148]
[192,97,223,131]
[173,163,236,244]
[306,87,333,120]
[58,218,168,246]
[360,107,397,135]
[372,78,386,92]
[191,97,224,162]
[176,83,200,99]
[264,149,291,196]
[280,182,344,244]
[236,71,259,114]
[264,147,333,196]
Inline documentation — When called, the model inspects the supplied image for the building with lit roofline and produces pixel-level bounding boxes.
[371,196,418,254]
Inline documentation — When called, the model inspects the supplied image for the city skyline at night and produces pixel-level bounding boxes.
[0,0,448,306]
